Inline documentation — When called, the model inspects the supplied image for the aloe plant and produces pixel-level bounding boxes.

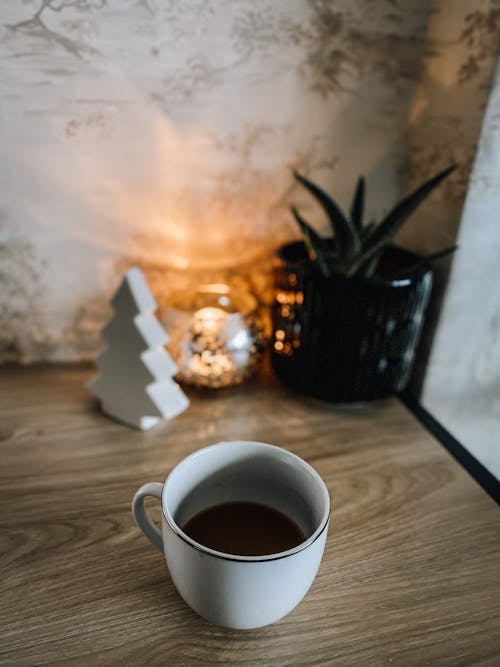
[292,165,457,280]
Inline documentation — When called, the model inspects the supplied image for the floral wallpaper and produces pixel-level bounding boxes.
[0,0,498,361]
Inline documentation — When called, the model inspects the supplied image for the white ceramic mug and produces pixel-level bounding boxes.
[132,440,330,629]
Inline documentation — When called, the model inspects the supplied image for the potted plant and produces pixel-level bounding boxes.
[271,166,456,401]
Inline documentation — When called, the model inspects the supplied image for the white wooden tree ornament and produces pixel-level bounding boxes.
[87,268,189,430]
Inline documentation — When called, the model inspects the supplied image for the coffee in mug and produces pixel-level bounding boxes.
[182,501,306,556]
[132,441,330,629]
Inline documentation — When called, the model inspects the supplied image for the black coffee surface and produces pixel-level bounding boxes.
[181,501,305,556]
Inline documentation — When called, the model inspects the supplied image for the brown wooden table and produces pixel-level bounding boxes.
[1,364,499,666]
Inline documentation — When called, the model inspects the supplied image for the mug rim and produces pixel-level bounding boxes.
[161,440,331,563]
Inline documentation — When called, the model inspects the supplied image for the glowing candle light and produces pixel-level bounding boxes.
[163,284,265,388]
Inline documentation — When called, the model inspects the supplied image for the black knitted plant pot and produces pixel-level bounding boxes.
[271,241,433,402]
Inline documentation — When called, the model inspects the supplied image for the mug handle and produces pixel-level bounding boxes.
[132,482,164,553]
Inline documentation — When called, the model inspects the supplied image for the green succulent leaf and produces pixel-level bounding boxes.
[291,206,332,278]
[385,245,458,280]
[350,176,365,231]
[294,170,361,263]
[361,221,376,240]
[358,251,383,279]
[348,164,457,276]
[425,245,458,263]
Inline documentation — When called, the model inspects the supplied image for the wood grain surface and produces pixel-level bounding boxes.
[0,364,498,666]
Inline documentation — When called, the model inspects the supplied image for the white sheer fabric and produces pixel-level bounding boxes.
[422,59,500,479]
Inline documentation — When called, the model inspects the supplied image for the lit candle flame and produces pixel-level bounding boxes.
[194,306,227,335]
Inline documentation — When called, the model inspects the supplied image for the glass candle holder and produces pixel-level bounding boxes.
[163,284,265,389]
